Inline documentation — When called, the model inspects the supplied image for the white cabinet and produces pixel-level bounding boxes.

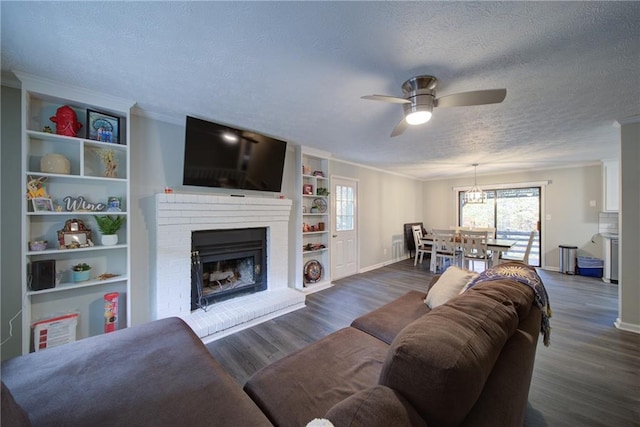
[602,160,619,212]
[17,73,134,354]
[294,147,332,292]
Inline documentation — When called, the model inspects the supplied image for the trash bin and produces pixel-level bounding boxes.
[559,245,577,274]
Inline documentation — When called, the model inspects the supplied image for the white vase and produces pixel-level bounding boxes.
[101,234,118,246]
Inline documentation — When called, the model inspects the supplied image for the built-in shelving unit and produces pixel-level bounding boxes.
[17,72,134,354]
[294,147,332,293]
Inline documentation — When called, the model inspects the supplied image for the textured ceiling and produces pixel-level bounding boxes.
[2,1,639,180]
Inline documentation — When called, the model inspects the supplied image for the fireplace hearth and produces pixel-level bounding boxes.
[191,228,267,309]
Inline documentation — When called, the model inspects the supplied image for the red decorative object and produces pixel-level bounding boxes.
[104,292,119,333]
[50,105,82,137]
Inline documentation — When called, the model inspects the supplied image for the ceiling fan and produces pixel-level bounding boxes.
[361,75,507,137]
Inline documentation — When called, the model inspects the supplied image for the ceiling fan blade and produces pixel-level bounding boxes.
[390,118,408,137]
[362,94,411,104]
[435,89,507,108]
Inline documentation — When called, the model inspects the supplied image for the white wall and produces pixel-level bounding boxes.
[329,161,424,270]
[422,165,604,270]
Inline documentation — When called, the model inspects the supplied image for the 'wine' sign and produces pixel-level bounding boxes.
[63,196,106,212]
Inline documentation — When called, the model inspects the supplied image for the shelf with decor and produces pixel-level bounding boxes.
[26,275,129,296]
[294,147,332,293]
[17,72,134,354]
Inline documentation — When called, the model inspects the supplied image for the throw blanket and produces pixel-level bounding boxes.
[466,262,552,346]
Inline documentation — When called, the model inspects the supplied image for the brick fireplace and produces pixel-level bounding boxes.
[154,193,305,342]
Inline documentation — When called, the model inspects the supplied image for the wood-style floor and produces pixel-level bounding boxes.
[207,258,640,426]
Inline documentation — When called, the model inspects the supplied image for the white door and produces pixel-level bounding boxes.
[331,177,358,280]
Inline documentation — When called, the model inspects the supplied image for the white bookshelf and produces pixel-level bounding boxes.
[17,72,134,354]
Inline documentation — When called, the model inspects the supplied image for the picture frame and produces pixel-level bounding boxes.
[303,184,314,195]
[32,197,54,212]
[57,219,93,249]
[87,109,120,144]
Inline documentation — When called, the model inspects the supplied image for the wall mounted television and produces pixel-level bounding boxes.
[182,116,288,192]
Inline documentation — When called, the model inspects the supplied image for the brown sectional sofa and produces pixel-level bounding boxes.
[2,262,545,427]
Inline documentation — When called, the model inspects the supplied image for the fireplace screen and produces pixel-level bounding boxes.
[191,228,267,310]
[201,256,259,295]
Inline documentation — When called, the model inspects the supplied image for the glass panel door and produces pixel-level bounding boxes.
[335,185,355,231]
[459,187,540,266]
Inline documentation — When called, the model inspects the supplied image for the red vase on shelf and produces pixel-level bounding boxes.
[50,105,82,137]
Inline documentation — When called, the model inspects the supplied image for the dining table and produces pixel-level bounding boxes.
[421,234,517,273]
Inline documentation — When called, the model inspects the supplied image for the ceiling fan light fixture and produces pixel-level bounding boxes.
[406,110,432,125]
[464,164,486,204]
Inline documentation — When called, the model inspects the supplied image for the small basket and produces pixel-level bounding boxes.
[29,240,48,251]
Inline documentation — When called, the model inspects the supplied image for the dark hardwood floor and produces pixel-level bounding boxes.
[207,258,640,426]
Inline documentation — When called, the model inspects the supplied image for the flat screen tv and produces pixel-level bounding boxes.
[183,116,287,192]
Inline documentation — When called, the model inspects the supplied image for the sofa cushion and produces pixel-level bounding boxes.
[244,327,389,427]
[379,290,520,427]
[351,290,429,344]
[425,266,478,308]
[1,317,272,427]
[1,381,31,427]
[325,385,427,427]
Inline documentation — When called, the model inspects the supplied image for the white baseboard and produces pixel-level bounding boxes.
[614,318,640,334]
[359,256,409,274]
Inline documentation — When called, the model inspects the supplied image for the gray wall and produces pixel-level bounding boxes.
[3,83,638,358]
[128,114,297,323]
[618,121,640,331]
[421,165,605,270]
[1,85,23,359]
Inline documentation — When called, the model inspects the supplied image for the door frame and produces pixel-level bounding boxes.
[331,175,359,280]
[453,180,549,268]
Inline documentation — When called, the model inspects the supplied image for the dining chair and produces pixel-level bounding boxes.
[498,230,537,265]
[460,229,491,272]
[431,228,461,271]
[471,227,496,239]
[412,225,431,266]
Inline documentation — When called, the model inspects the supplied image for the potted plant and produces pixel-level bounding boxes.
[95,215,125,246]
[72,262,91,282]
[316,187,330,196]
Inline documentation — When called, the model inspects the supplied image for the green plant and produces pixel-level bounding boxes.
[95,215,125,235]
[72,263,91,271]
[316,187,330,196]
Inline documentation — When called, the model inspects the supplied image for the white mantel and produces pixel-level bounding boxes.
[154,193,305,342]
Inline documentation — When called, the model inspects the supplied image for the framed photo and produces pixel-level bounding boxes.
[32,197,54,212]
[87,109,120,144]
[303,184,313,195]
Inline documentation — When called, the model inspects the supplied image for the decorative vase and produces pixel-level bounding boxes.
[72,269,91,282]
[101,234,118,246]
[40,153,70,174]
[49,105,82,137]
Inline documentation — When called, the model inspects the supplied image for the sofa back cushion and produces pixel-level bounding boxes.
[464,279,534,320]
[378,290,520,427]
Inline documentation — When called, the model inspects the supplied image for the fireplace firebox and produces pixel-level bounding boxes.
[191,228,267,309]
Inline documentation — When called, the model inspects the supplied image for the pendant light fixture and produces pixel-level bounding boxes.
[464,163,486,204]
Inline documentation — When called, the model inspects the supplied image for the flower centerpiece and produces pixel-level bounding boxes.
[95,148,118,178]
[95,215,125,246]
[72,262,91,282]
